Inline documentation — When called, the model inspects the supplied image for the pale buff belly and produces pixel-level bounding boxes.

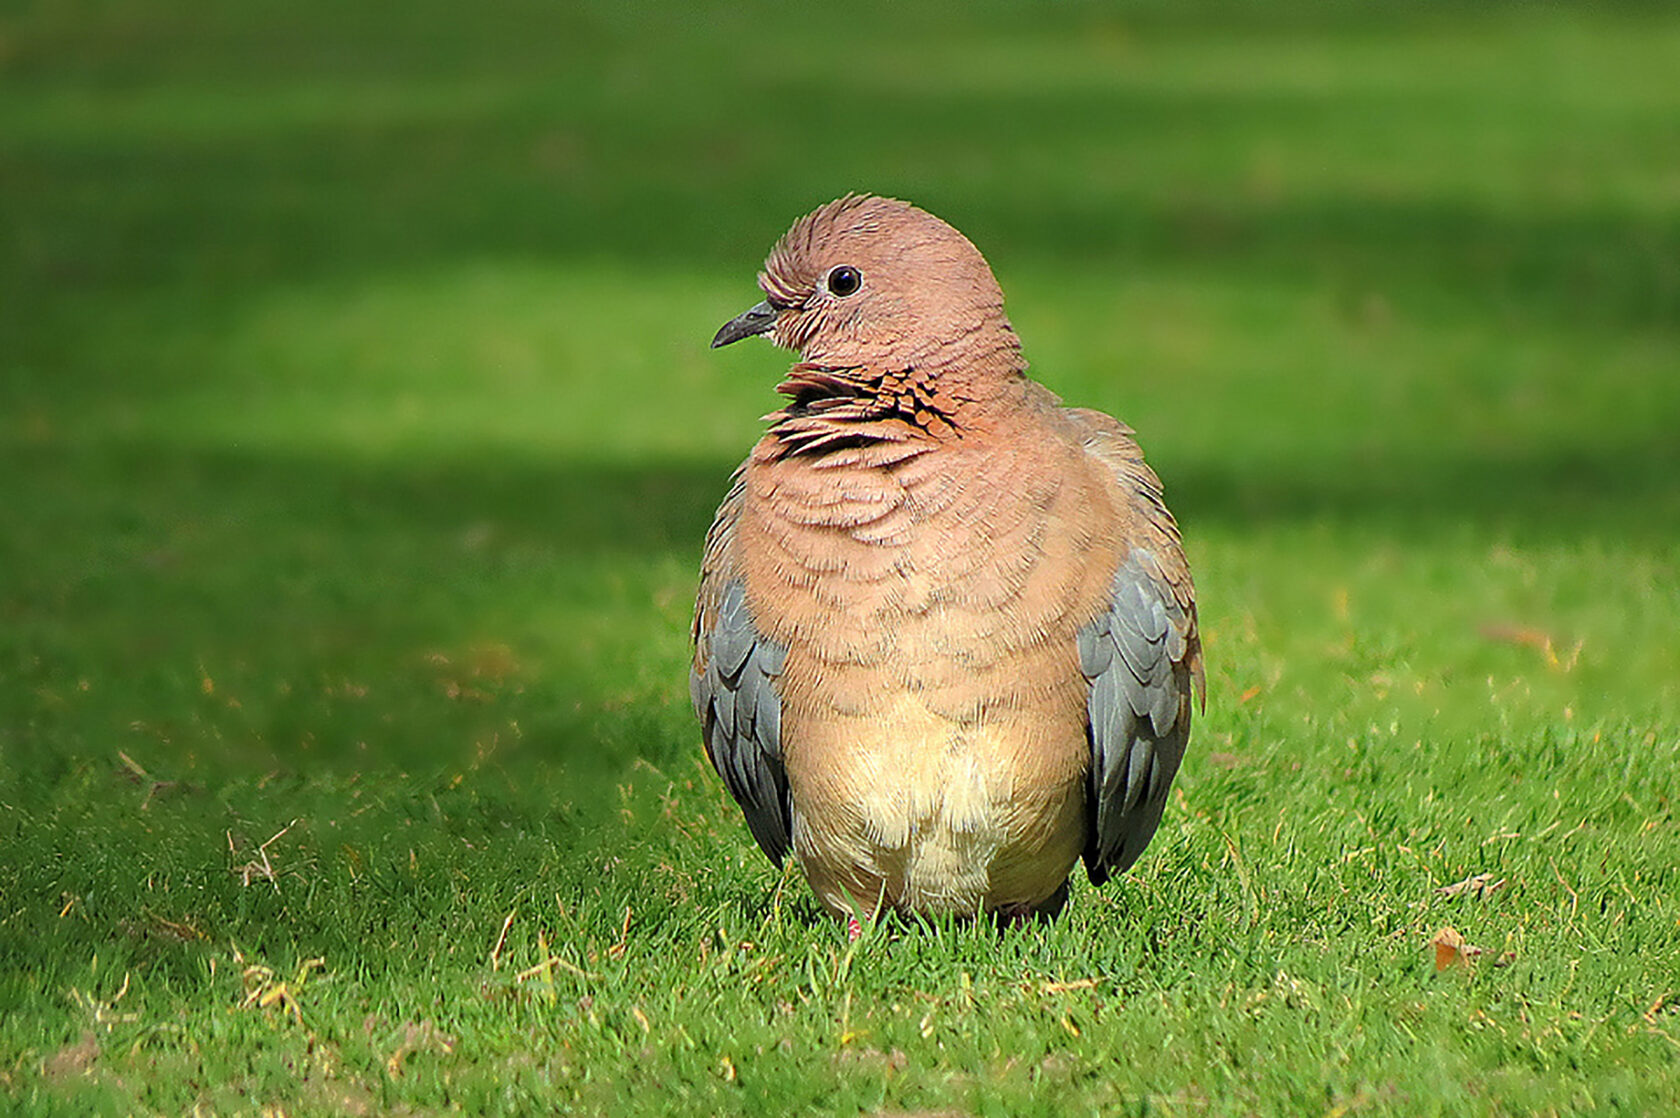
[786,693,1087,919]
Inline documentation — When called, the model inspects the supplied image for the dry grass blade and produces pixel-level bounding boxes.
[489,909,516,971]
[1437,873,1508,900]
[67,973,136,1031]
[237,955,323,1026]
[1038,977,1107,995]
[229,819,299,892]
[1479,623,1584,672]
[515,953,602,983]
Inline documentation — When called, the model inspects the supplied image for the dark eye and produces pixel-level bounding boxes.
[826,265,862,297]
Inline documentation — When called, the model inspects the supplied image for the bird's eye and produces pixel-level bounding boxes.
[826,265,862,298]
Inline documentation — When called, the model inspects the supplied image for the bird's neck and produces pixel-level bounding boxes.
[761,353,1027,462]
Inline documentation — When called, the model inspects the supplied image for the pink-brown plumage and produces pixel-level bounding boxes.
[693,195,1201,923]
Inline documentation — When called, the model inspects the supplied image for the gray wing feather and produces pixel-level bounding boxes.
[1078,620,1114,677]
[693,575,792,866]
[1081,548,1194,885]
[712,581,756,678]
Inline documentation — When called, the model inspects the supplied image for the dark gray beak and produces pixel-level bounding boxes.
[711,300,778,349]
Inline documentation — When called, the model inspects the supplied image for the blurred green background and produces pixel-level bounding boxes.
[3,1,1678,1112]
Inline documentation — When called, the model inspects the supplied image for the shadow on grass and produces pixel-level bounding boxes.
[9,434,1678,567]
[5,433,1672,787]
[5,5,1679,350]
[11,110,1677,338]
[3,432,1676,824]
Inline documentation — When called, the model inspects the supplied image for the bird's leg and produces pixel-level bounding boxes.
[996,905,1036,931]
[995,881,1070,930]
[843,883,885,941]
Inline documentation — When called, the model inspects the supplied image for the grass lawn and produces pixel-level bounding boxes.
[3,2,1678,1113]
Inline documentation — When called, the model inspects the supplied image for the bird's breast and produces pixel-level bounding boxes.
[737,428,1120,690]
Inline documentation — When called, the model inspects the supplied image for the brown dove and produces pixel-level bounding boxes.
[692,195,1202,928]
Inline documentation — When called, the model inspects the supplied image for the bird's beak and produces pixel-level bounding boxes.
[711,300,778,349]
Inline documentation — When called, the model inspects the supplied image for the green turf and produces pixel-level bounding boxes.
[3,2,1678,1113]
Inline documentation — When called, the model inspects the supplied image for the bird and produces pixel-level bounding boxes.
[691,194,1202,930]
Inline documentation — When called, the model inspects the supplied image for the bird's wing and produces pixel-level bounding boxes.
[1066,408,1202,885]
[691,470,793,865]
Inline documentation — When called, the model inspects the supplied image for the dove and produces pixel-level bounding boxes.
[692,194,1202,929]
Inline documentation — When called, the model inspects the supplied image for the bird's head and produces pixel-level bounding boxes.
[712,195,1023,378]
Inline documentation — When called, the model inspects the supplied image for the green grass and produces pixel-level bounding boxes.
[3,1,1678,1113]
